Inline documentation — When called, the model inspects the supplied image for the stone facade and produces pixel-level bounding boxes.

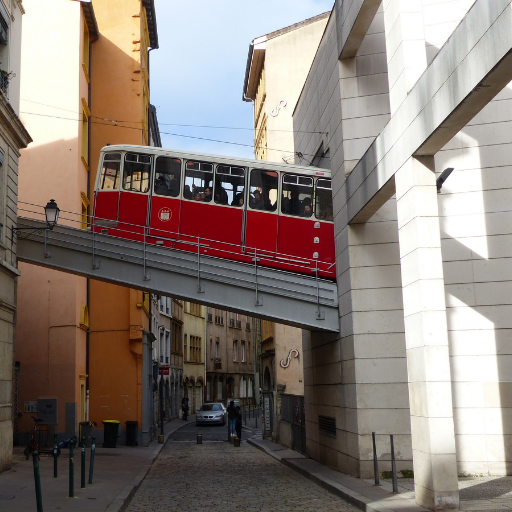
[0,0,32,472]
[205,308,255,407]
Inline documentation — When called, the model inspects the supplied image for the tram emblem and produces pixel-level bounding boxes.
[158,207,172,222]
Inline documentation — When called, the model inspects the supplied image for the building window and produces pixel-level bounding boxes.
[81,98,90,170]
[241,341,245,362]
[210,337,213,359]
[184,334,188,362]
[233,340,237,362]
[165,331,170,364]
[160,331,164,363]
[215,338,220,358]
[248,341,251,363]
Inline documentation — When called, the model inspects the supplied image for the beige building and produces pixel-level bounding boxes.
[0,0,31,472]
[243,12,326,447]
[205,308,255,407]
[182,302,206,414]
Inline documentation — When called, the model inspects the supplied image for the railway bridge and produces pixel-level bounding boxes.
[14,213,339,333]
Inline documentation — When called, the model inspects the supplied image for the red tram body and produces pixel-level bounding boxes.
[93,145,336,279]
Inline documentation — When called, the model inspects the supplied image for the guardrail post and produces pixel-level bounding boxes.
[372,432,380,485]
[88,436,95,484]
[81,436,86,488]
[69,439,74,498]
[390,434,398,493]
[32,451,43,512]
[53,433,58,478]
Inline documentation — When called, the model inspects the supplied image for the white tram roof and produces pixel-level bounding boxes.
[101,145,331,179]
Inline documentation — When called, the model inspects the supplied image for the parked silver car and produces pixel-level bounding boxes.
[196,403,227,426]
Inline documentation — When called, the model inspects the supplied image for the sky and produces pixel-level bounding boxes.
[150,0,334,160]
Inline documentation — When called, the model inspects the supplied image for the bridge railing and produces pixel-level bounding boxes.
[16,202,337,319]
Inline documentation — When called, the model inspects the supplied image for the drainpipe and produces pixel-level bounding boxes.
[86,31,99,420]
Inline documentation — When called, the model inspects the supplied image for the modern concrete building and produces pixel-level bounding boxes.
[0,0,31,472]
[288,0,512,510]
[16,0,96,446]
[182,302,206,414]
[205,308,255,407]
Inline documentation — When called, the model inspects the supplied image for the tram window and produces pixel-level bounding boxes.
[315,179,333,221]
[184,160,214,202]
[122,153,151,193]
[99,153,121,190]
[154,157,182,197]
[215,165,245,207]
[249,169,278,211]
[281,174,314,218]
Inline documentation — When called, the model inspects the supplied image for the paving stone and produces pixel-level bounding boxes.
[125,440,359,512]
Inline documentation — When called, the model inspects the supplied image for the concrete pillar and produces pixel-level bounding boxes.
[395,156,459,510]
[383,0,427,114]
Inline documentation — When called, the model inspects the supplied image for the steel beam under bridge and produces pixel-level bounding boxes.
[15,217,339,332]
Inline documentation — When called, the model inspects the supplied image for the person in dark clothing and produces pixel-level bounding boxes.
[227,400,238,436]
[235,412,242,440]
[181,397,189,421]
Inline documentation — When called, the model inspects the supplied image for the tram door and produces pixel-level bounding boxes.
[244,169,279,256]
[94,152,122,224]
[148,156,182,240]
[117,153,152,238]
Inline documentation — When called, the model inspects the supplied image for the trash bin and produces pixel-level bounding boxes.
[125,421,138,446]
[102,420,120,448]
[79,421,93,447]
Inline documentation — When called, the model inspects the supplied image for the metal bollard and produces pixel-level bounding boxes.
[390,434,398,493]
[197,433,202,444]
[53,433,58,478]
[88,436,96,485]
[372,432,380,485]
[32,451,43,512]
[69,439,75,498]
[81,436,86,488]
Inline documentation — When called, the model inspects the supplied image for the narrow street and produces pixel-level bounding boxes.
[124,421,359,512]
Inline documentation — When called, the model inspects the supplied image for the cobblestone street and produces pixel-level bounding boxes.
[125,439,359,512]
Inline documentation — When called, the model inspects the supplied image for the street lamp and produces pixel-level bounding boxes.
[44,199,60,229]
[12,199,60,241]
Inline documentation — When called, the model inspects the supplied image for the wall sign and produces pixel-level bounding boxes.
[280,348,299,368]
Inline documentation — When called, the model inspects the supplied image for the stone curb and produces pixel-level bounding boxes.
[247,438,401,512]
[107,422,189,512]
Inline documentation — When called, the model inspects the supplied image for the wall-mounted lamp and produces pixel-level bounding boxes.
[12,199,60,239]
[436,168,454,193]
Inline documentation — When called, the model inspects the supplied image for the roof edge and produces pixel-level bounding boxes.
[142,0,159,49]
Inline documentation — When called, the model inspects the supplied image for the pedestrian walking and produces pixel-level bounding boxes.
[181,397,189,421]
[227,400,238,436]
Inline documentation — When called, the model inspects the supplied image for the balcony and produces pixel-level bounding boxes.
[214,357,222,370]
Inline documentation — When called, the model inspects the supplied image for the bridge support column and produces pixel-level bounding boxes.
[395,156,459,511]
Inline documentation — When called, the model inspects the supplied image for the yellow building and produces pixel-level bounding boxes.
[182,302,206,414]
[16,0,97,445]
[243,13,328,446]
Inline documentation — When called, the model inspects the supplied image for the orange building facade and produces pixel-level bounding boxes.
[88,0,158,446]
[15,0,158,447]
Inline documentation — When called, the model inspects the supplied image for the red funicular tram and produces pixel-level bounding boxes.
[93,145,335,279]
